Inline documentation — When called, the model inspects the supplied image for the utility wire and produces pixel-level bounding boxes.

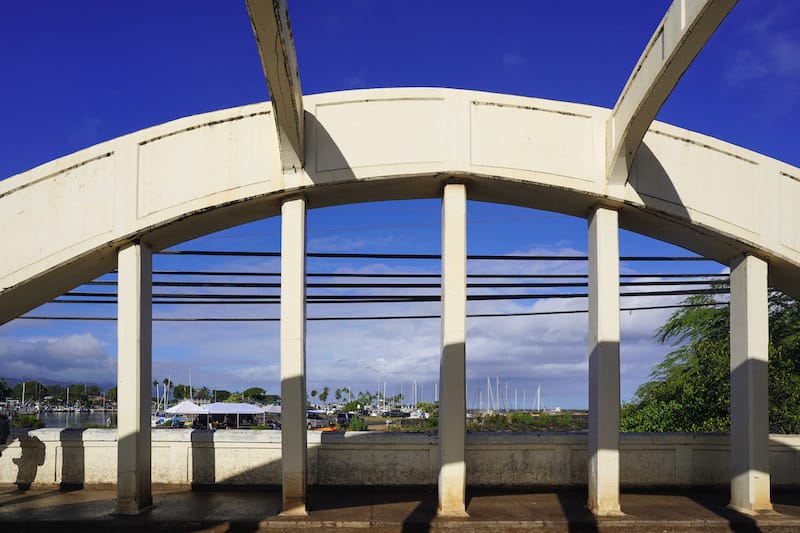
[84,279,724,289]
[26,252,729,322]
[98,270,730,280]
[18,302,729,323]
[53,287,728,305]
[157,250,712,262]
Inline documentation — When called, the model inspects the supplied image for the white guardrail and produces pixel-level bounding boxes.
[2,430,799,487]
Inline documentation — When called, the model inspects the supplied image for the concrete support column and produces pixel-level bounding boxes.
[280,196,308,516]
[115,242,153,514]
[438,182,468,517]
[729,254,773,515]
[587,206,622,516]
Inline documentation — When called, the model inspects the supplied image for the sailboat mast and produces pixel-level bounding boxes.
[536,384,541,412]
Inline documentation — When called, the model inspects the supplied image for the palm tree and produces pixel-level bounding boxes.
[162,378,172,407]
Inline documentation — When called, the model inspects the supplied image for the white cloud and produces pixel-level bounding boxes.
[1,241,702,410]
[308,233,400,252]
[503,52,524,68]
[0,333,115,385]
[344,72,368,89]
[725,3,800,86]
[470,245,588,276]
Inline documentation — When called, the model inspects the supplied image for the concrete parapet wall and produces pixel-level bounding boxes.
[2,429,799,488]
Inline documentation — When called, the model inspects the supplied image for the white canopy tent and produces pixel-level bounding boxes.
[161,400,277,428]
[165,400,206,415]
[203,402,274,428]
[203,402,264,414]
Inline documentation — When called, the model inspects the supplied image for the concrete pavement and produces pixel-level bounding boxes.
[2,484,800,532]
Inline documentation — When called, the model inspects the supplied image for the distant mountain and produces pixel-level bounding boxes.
[1,374,115,391]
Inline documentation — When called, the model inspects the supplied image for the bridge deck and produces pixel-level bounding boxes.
[2,484,800,532]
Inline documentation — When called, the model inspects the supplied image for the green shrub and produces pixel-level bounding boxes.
[508,412,534,430]
[467,411,584,432]
[508,412,533,424]
[347,417,369,431]
[12,414,45,429]
[535,413,552,429]
[465,421,482,432]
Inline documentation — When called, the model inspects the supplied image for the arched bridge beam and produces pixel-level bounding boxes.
[606,0,737,191]
[2,88,800,326]
[247,0,304,172]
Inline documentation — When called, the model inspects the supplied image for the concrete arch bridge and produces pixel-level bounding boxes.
[0,0,797,520]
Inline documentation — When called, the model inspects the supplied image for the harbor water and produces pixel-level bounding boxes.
[38,411,117,429]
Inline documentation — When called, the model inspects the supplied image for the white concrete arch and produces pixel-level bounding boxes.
[2,87,799,324]
[1,85,794,516]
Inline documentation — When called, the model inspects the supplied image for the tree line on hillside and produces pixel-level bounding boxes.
[308,386,404,413]
[5,289,797,434]
[0,376,281,408]
[621,291,800,433]
[152,378,278,405]
[0,379,116,405]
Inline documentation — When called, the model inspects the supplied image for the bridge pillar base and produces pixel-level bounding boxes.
[115,242,153,515]
[280,197,308,517]
[730,254,772,516]
[587,206,621,515]
[727,502,775,517]
[438,183,468,517]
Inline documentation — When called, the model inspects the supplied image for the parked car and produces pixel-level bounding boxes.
[335,412,354,426]
[306,411,332,429]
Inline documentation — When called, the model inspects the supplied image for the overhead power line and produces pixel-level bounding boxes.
[137,270,726,279]
[53,287,728,305]
[19,251,730,323]
[157,250,713,262]
[84,278,723,289]
[18,301,729,323]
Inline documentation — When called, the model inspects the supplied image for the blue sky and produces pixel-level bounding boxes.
[1,1,798,408]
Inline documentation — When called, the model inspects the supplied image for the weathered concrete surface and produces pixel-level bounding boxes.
[279,196,308,515]
[115,242,153,513]
[606,0,737,188]
[3,88,800,325]
[2,484,800,532]
[5,430,800,489]
[438,183,468,516]
[730,254,773,514]
[246,0,304,172]
[587,207,622,515]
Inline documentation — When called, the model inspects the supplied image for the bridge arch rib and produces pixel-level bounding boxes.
[2,87,799,324]
[1,85,795,517]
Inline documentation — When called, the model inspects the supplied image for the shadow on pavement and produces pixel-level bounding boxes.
[0,486,281,533]
[624,487,762,532]
[555,489,599,533]
[399,486,437,533]
[773,488,800,511]
[308,484,438,531]
[682,487,767,533]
